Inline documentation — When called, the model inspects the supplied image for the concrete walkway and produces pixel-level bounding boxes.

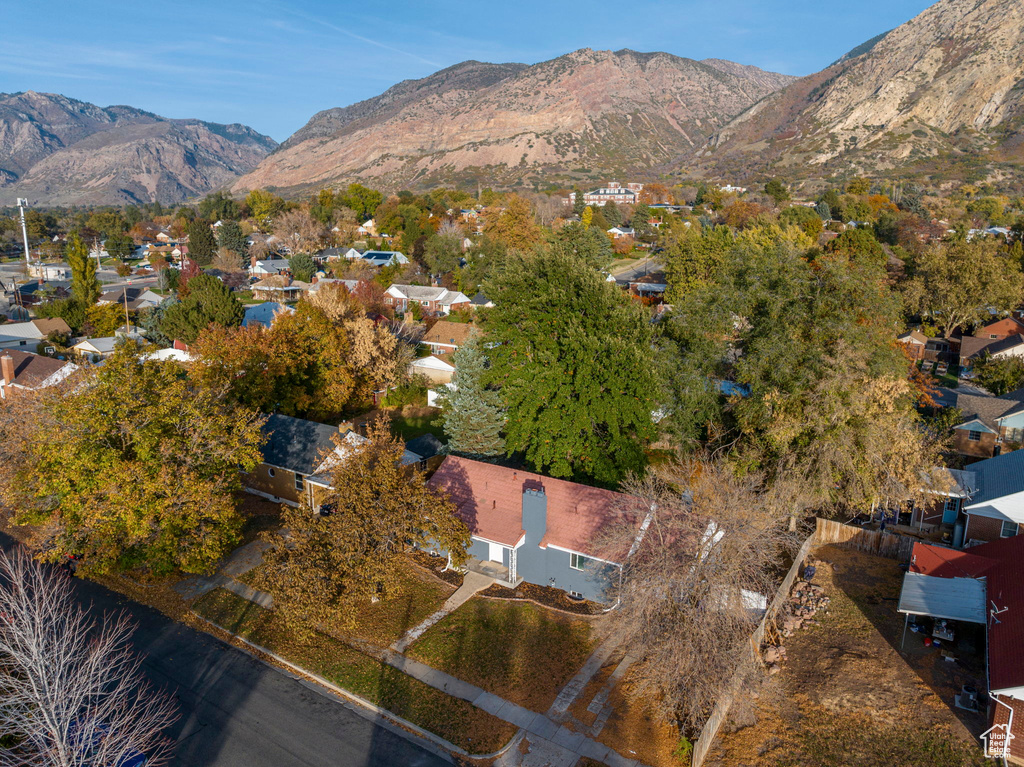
[174,539,272,602]
[391,570,493,652]
[353,641,647,767]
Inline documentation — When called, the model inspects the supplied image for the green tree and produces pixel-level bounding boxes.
[764,177,790,204]
[86,210,127,239]
[483,249,656,484]
[256,418,470,629]
[289,252,316,282]
[974,356,1024,396]
[438,332,505,457]
[903,239,1024,335]
[551,222,613,269]
[603,201,623,228]
[186,220,217,266]
[824,228,885,262]
[245,189,284,228]
[424,232,463,276]
[0,345,265,575]
[485,195,543,251]
[160,273,244,344]
[630,204,655,243]
[340,183,384,222]
[66,234,99,307]
[663,225,734,301]
[572,185,586,218]
[199,191,240,222]
[105,232,135,260]
[217,220,247,259]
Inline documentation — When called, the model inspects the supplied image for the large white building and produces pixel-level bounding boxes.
[565,182,644,208]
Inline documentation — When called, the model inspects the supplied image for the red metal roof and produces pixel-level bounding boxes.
[910,537,1024,694]
[427,456,641,560]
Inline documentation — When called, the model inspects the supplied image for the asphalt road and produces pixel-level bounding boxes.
[1,535,451,767]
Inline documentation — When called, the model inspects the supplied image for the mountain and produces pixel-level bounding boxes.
[233,49,796,195]
[0,92,278,206]
[702,0,1024,179]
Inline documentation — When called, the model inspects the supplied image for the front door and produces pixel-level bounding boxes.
[487,541,504,564]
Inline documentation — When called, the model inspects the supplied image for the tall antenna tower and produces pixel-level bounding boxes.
[16,198,32,269]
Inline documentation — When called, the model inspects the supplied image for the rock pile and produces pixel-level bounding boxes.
[761,564,831,675]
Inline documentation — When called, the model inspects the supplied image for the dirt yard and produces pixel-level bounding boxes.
[705,544,990,767]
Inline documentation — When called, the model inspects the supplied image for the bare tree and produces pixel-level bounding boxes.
[602,457,799,734]
[0,548,177,767]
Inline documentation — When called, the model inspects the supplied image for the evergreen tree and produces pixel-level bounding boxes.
[483,249,656,484]
[572,185,586,218]
[160,274,243,344]
[438,332,505,458]
[552,222,613,269]
[186,220,217,266]
[217,221,247,260]
[66,235,99,307]
[630,204,655,243]
[105,232,136,260]
[603,201,623,228]
[289,252,316,282]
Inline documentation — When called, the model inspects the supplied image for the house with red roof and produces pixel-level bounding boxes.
[427,455,649,603]
[899,537,1024,762]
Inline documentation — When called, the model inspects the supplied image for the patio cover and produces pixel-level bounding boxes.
[897,572,987,624]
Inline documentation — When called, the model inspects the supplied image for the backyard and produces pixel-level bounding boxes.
[704,545,989,767]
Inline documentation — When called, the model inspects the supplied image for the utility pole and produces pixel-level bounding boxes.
[16,198,31,270]
[122,285,131,333]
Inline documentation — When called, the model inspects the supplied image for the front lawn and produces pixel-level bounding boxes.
[192,589,516,754]
[407,597,595,711]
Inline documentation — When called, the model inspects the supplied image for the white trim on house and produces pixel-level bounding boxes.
[546,542,623,568]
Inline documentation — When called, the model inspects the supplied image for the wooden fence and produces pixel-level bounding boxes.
[690,533,817,767]
[814,517,915,561]
[691,517,917,765]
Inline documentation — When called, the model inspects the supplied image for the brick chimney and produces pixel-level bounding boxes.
[250,254,257,270]
[1,353,14,386]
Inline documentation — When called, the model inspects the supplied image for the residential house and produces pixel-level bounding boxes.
[243,413,367,508]
[897,330,928,360]
[11,280,71,307]
[897,537,1024,763]
[952,389,1024,458]
[362,251,409,268]
[141,348,193,363]
[0,350,77,399]
[28,263,72,281]
[409,354,456,383]
[978,317,1024,341]
[564,182,644,208]
[469,292,494,309]
[357,219,378,237]
[317,247,363,262]
[945,449,1024,544]
[249,258,291,279]
[251,276,310,303]
[427,456,648,602]
[0,318,72,350]
[72,335,138,362]
[384,285,471,316]
[422,321,475,356]
[98,287,164,311]
[626,272,668,298]
[607,226,635,240]
[908,467,976,532]
[405,433,445,473]
[242,301,296,328]
[959,334,1024,372]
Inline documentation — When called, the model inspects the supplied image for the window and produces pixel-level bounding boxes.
[967,430,983,442]
[568,590,584,600]
[1001,520,1019,538]
[267,467,275,477]
[570,553,591,571]
[294,473,304,492]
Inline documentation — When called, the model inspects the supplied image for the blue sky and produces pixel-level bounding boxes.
[1,0,936,143]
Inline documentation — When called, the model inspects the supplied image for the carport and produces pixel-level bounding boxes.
[897,571,987,649]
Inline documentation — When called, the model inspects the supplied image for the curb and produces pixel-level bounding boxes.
[191,613,518,762]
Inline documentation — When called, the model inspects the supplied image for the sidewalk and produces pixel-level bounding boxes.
[174,539,272,602]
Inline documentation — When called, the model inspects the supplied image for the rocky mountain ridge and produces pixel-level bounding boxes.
[233,48,796,195]
[0,91,277,206]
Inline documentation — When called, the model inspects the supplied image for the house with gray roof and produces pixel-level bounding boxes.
[384,284,471,316]
[953,388,1024,459]
[958,334,1024,372]
[362,251,409,268]
[957,450,1024,544]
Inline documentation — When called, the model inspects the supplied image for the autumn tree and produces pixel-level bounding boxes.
[245,189,285,228]
[902,238,1024,335]
[340,183,384,222]
[66,234,100,306]
[0,346,265,574]
[0,549,178,766]
[483,248,656,484]
[185,220,217,266]
[438,331,505,458]
[485,195,543,251]
[603,459,798,732]
[160,273,244,344]
[256,419,471,629]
